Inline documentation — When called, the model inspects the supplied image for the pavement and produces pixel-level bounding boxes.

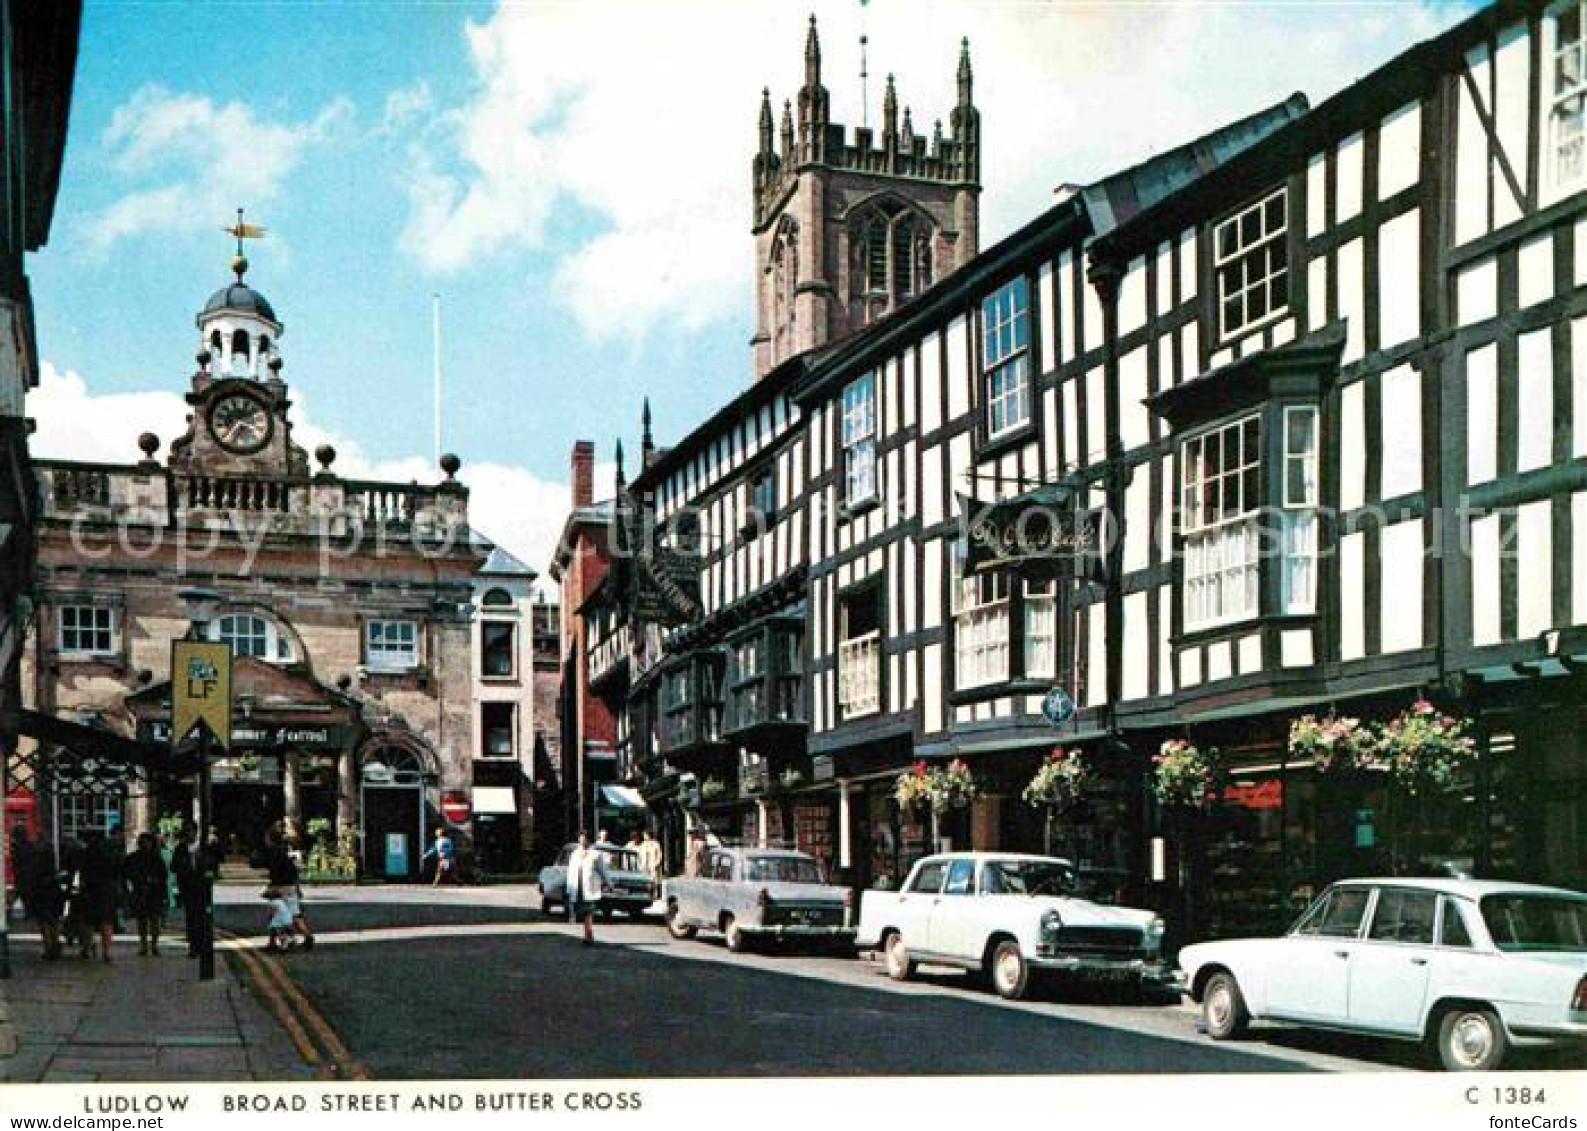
[0,904,312,1083]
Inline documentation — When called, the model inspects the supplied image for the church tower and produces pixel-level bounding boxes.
[751,17,981,380]
[168,225,307,479]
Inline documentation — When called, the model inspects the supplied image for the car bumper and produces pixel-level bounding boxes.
[1028,954,1175,983]
[742,925,857,941]
[599,893,654,911]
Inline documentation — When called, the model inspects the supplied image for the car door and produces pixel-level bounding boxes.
[548,845,573,901]
[1265,885,1374,1022]
[1346,887,1439,1034]
[896,859,948,952]
[927,858,980,960]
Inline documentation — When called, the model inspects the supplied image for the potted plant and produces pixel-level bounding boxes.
[1288,712,1376,773]
[1023,747,1089,808]
[1375,699,1478,796]
[1152,738,1216,807]
[302,817,358,881]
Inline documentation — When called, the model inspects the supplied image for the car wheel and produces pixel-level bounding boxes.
[1202,972,1250,1040]
[989,940,1030,1001]
[724,915,748,953]
[665,903,696,940]
[1435,1006,1508,1072]
[883,931,914,982]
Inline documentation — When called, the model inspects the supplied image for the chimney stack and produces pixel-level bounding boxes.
[571,440,594,507]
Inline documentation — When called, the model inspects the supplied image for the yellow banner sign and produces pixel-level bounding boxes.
[171,640,232,750]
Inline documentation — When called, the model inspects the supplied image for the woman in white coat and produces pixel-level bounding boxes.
[566,830,610,946]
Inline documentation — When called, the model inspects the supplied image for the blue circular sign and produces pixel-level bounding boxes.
[1040,686,1076,727]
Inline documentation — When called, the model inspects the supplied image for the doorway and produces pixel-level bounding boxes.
[212,783,283,863]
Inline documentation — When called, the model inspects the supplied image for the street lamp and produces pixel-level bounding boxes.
[177,586,223,981]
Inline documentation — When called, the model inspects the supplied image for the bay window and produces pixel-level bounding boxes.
[1023,580,1057,678]
[837,586,881,718]
[726,619,804,734]
[1182,416,1262,630]
[954,568,1010,688]
[1281,406,1319,614]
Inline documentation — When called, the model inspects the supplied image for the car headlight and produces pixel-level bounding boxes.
[1040,909,1063,938]
[1146,916,1166,938]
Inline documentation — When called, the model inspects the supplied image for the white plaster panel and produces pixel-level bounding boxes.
[1379,518,1425,654]
[1518,499,1554,639]
[1377,101,1421,200]
[1341,531,1366,661]
[1378,208,1420,349]
[1467,344,1498,485]
[1518,328,1554,474]
[1380,364,1422,500]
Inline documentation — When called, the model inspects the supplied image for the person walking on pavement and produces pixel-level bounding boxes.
[636,828,663,897]
[171,820,213,959]
[261,825,314,949]
[684,828,708,878]
[73,829,120,962]
[123,832,169,956]
[566,830,610,947]
[13,828,65,960]
[420,826,457,886]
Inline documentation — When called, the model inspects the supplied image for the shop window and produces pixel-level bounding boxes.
[481,621,516,678]
[57,606,117,656]
[837,586,882,718]
[841,373,878,507]
[364,619,418,670]
[1214,187,1289,340]
[981,276,1031,440]
[480,702,515,758]
[58,792,124,842]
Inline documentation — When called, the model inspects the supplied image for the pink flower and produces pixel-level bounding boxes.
[1412,699,1435,716]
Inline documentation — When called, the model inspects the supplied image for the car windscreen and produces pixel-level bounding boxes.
[598,848,639,872]
[745,856,823,884]
[1481,894,1587,952]
[980,859,1076,897]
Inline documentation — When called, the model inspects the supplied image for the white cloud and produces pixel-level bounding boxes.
[398,0,1468,344]
[28,362,613,581]
[78,85,352,255]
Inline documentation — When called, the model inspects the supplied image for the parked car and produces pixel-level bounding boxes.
[1178,877,1587,1071]
[663,845,854,953]
[538,842,654,918]
[856,852,1171,1000]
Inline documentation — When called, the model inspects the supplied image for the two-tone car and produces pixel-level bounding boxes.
[1179,877,1587,1070]
[538,841,655,919]
[663,845,854,953]
[856,852,1171,1000]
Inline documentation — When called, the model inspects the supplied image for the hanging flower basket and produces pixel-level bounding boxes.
[1375,699,1478,796]
[1152,739,1216,807]
[1288,712,1377,774]
[893,759,981,815]
[1023,747,1090,808]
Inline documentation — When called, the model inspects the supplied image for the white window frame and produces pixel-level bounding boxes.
[981,276,1032,440]
[58,791,124,842]
[1213,187,1290,341]
[1023,579,1057,679]
[480,619,516,679]
[837,588,882,718]
[954,567,1010,689]
[1550,2,1587,200]
[210,613,293,662]
[365,619,419,671]
[57,605,117,656]
[1181,415,1263,631]
[1282,406,1320,615]
[841,373,878,507]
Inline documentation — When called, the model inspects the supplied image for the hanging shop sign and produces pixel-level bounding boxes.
[1222,780,1283,810]
[958,488,1101,577]
[171,640,231,750]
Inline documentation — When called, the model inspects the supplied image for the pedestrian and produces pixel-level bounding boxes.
[13,828,65,960]
[684,829,707,878]
[260,825,314,949]
[73,829,120,962]
[637,828,663,895]
[171,820,213,959]
[565,830,610,947]
[420,826,457,886]
[123,831,169,956]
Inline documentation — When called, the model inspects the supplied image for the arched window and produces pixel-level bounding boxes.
[229,329,251,376]
[362,745,426,785]
[209,613,292,662]
[481,587,514,608]
[850,200,935,326]
[770,227,798,355]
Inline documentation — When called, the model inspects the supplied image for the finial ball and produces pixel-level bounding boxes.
[137,432,160,458]
[439,452,461,479]
[315,444,336,470]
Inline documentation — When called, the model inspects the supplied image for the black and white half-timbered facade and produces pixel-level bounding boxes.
[583,0,1587,939]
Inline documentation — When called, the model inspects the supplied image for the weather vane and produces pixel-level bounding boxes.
[221,207,267,263]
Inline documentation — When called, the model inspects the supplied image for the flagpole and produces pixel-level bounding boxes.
[432,293,442,467]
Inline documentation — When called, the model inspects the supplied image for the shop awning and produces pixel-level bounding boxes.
[598,784,648,811]
[471,786,517,815]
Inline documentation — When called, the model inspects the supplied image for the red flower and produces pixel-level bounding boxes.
[1412,699,1435,716]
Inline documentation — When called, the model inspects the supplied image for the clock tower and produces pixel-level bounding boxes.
[168,240,307,479]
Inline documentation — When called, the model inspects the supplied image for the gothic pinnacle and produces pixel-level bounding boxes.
[958,36,973,106]
[642,397,654,452]
[804,13,821,88]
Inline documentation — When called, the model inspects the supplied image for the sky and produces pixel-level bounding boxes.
[26,0,1479,583]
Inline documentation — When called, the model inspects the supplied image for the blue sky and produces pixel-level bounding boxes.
[28,0,1478,573]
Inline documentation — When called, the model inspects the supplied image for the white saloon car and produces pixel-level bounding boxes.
[857,852,1170,1000]
[1179,878,1587,1070]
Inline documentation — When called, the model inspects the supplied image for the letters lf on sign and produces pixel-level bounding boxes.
[171,640,232,750]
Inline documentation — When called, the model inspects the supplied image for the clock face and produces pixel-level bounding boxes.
[209,392,272,454]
